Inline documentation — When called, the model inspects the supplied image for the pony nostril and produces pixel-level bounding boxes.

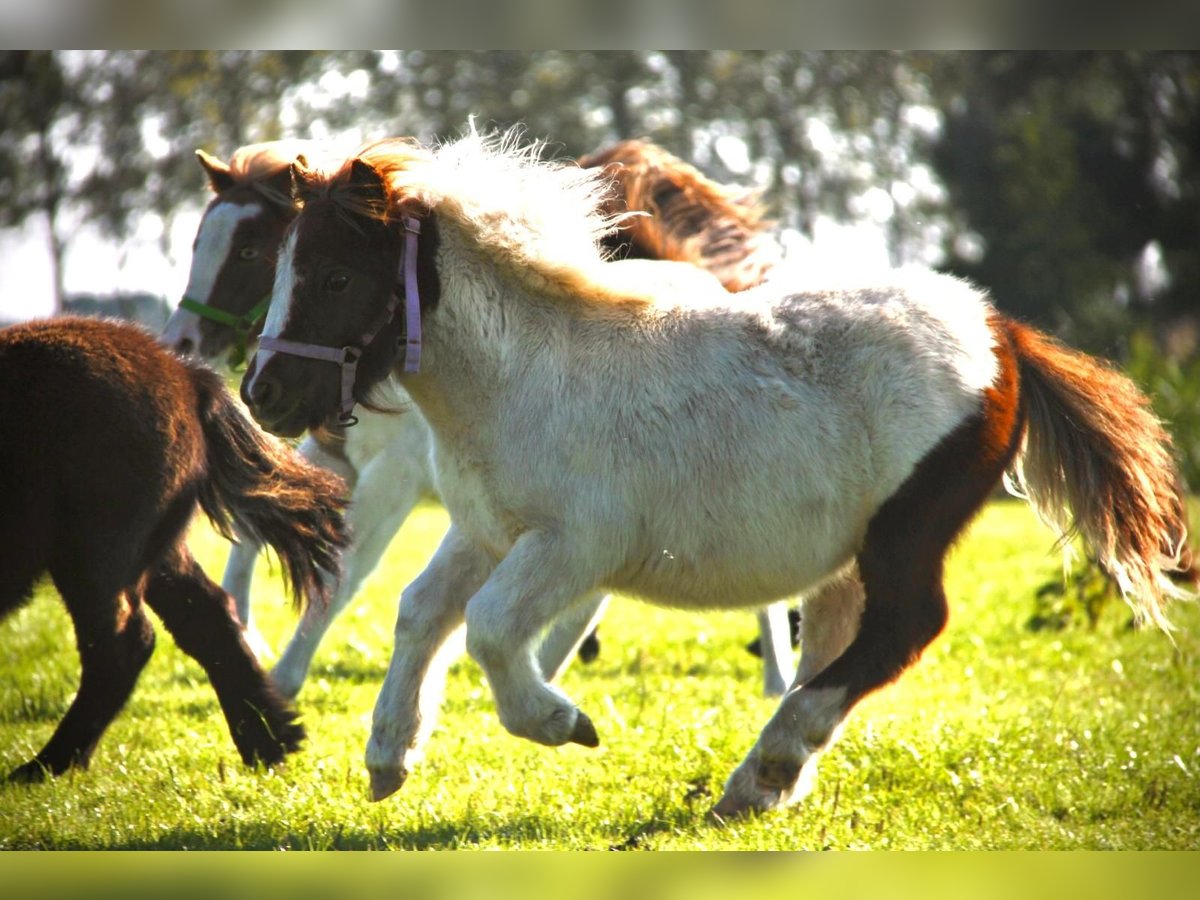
[176,337,195,356]
[246,373,282,416]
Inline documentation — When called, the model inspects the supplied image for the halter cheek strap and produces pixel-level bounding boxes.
[256,215,423,427]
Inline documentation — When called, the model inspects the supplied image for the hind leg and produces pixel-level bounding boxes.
[714,379,1021,818]
[9,584,155,782]
[225,433,359,664]
[714,547,947,818]
[144,548,303,767]
[221,528,273,662]
[757,602,796,698]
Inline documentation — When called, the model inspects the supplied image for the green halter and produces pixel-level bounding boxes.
[177,294,273,368]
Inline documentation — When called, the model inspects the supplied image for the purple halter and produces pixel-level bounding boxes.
[257,215,422,427]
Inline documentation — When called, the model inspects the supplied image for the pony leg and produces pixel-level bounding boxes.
[757,602,796,697]
[9,587,155,781]
[713,570,864,803]
[796,568,864,685]
[366,525,494,801]
[225,432,359,664]
[463,531,600,749]
[715,392,1019,818]
[143,549,304,767]
[271,446,419,699]
[221,527,273,662]
[535,591,610,682]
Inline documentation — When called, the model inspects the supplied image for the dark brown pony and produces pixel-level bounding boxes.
[0,316,348,781]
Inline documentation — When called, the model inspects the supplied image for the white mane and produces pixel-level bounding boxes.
[368,129,655,306]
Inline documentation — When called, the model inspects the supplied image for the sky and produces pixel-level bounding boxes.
[0,208,204,322]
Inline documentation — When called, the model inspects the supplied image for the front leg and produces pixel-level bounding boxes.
[365,525,494,801]
[272,443,423,699]
[464,530,602,748]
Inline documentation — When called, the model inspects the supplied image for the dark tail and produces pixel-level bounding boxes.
[1005,318,1195,631]
[190,365,349,611]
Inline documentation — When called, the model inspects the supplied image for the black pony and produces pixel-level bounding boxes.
[0,316,348,781]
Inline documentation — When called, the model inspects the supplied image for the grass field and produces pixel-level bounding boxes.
[2,498,1198,850]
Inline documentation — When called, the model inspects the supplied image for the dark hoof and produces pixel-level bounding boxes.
[369,766,408,802]
[234,709,306,767]
[578,630,600,664]
[7,760,51,784]
[568,711,600,747]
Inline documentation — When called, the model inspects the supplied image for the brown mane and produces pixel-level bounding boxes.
[580,140,783,291]
[223,140,342,207]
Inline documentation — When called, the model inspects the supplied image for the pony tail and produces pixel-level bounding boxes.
[1005,318,1195,632]
[189,365,349,611]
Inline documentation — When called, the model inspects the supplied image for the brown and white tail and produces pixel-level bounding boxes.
[189,365,349,611]
[1004,318,1195,631]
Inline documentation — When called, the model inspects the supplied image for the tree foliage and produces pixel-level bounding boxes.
[1,52,1197,368]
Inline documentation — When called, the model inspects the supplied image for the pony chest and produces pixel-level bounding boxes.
[431,444,528,556]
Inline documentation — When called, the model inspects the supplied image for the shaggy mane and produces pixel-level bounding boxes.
[303,129,666,309]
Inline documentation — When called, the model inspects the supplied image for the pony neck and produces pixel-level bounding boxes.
[396,223,561,429]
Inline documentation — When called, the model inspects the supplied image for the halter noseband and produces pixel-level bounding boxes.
[255,215,423,427]
[177,294,273,368]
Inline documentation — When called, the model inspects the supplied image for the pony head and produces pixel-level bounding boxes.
[242,146,440,437]
[162,141,323,364]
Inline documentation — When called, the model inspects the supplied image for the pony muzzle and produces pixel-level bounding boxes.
[244,342,360,435]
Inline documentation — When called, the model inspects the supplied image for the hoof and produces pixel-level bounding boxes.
[568,710,600,747]
[7,760,50,784]
[577,630,600,664]
[368,766,407,802]
[709,793,762,822]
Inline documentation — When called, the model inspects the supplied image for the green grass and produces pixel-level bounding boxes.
[2,499,1198,850]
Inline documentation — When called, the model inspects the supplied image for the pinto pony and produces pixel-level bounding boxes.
[242,131,1194,818]
[163,138,806,698]
[0,317,347,781]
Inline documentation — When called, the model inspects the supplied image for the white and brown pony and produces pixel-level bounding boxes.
[242,131,1193,817]
[163,138,809,699]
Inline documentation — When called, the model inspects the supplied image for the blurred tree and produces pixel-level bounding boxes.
[0,51,74,312]
[1,50,1196,362]
[929,51,1200,355]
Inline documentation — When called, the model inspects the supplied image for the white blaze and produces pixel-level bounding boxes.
[161,202,261,348]
[253,226,300,371]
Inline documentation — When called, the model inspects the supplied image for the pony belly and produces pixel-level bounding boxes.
[612,528,854,611]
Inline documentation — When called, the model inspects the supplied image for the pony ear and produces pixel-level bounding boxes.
[195,149,235,193]
[290,157,322,203]
[257,162,298,208]
[348,158,387,204]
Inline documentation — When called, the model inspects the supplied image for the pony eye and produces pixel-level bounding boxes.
[325,272,350,292]
[238,247,259,261]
